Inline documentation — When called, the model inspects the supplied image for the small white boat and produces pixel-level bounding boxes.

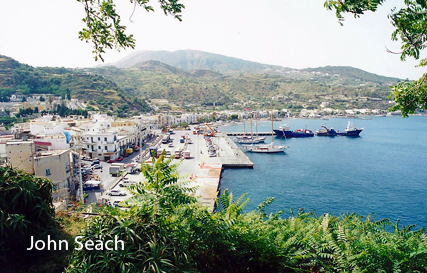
[238,138,261,144]
[242,142,288,153]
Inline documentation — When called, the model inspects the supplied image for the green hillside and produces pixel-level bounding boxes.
[300,66,400,85]
[91,59,398,111]
[0,55,151,114]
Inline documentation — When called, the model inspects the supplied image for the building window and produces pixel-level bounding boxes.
[105,146,107,150]
[98,137,100,141]
[98,146,101,150]
[104,137,107,141]
[46,169,51,176]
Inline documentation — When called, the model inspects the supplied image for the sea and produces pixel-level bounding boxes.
[218,116,427,229]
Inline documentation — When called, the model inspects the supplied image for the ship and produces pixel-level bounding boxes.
[274,125,314,138]
[315,126,337,136]
[336,121,363,137]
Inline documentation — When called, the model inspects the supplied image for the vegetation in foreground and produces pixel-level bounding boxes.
[1,158,427,272]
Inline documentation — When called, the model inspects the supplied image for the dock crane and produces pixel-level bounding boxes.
[204,123,217,136]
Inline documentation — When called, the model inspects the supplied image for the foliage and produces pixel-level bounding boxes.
[42,104,89,118]
[77,0,185,62]
[126,153,197,213]
[324,0,427,116]
[0,166,57,265]
[65,154,427,272]
[15,107,39,118]
[0,116,18,127]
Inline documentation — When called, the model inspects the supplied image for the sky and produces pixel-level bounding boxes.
[0,0,424,80]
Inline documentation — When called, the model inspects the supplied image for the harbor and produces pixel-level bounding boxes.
[160,131,253,210]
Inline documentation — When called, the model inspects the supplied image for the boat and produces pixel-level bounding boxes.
[238,137,261,144]
[336,121,363,137]
[274,125,314,138]
[242,102,288,153]
[236,118,265,144]
[315,126,337,136]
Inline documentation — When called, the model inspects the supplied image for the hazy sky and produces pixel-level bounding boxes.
[0,0,424,79]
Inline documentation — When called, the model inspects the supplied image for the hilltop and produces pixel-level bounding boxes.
[112,49,291,74]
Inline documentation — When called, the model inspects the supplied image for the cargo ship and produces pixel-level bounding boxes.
[274,125,314,138]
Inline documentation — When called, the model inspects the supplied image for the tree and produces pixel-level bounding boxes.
[0,166,57,266]
[77,0,185,62]
[324,0,427,116]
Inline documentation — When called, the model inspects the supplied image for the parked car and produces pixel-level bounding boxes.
[107,159,115,163]
[119,180,136,187]
[92,164,103,169]
[90,160,99,165]
[81,169,93,175]
[116,156,124,161]
[108,189,126,196]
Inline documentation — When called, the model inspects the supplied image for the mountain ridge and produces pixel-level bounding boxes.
[112,50,401,84]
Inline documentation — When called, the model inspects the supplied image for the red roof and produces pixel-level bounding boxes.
[34,141,52,146]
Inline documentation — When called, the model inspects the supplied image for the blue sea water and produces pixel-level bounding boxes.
[219,116,427,229]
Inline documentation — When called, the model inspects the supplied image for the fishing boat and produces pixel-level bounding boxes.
[274,125,314,138]
[242,102,288,153]
[315,126,337,136]
[336,121,363,136]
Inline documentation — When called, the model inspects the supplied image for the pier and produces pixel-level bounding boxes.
[150,131,254,211]
[226,132,275,136]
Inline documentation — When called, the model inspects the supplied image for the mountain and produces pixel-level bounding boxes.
[113,50,292,74]
[112,50,401,85]
[91,55,399,110]
[0,55,151,114]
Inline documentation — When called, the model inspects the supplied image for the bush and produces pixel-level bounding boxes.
[0,166,58,266]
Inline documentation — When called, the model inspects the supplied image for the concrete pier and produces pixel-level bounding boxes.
[150,131,253,211]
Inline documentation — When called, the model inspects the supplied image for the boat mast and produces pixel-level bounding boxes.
[250,114,253,145]
[271,101,274,143]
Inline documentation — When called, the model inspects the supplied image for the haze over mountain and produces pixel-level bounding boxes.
[112,50,401,84]
[112,50,292,74]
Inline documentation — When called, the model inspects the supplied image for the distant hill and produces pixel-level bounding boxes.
[300,66,400,85]
[113,50,292,74]
[112,50,401,85]
[91,56,399,110]
[1,51,403,113]
[0,55,151,114]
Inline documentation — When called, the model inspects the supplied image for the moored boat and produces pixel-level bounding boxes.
[243,102,289,153]
[336,121,363,137]
[242,142,288,153]
[315,126,337,136]
[274,125,314,138]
